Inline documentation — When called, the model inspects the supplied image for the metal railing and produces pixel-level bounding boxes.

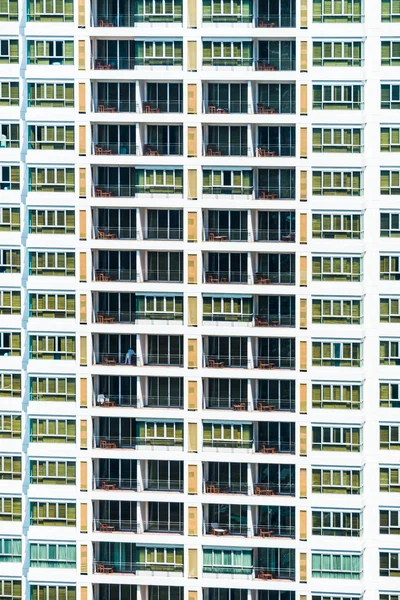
[92,142,138,155]
[205,102,250,114]
[204,480,249,494]
[93,99,138,113]
[145,271,183,283]
[254,356,295,370]
[255,440,295,454]
[92,13,183,26]
[256,58,296,71]
[204,271,249,284]
[255,101,296,114]
[312,357,362,368]
[143,479,183,492]
[29,350,75,360]
[95,477,137,490]
[203,144,252,157]
[94,518,137,532]
[144,143,183,156]
[144,354,184,367]
[255,230,295,242]
[92,57,135,70]
[93,560,183,574]
[93,226,137,239]
[93,269,137,282]
[255,398,295,412]
[94,436,183,449]
[253,482,295,496]
[204,522,249,536]
[203,186,253,196]
[144,396,183,408]
[94,394,137,407]
[203,314,253,323]
[143,100,183,113]
[95,311,183,324]
[255,314,295,327]
[255,272,296,285]
[205,229,250,242]
[0,12,19,20]
[257,187,295,200]
[93,184,183,197]
[0,138,20,149]
[204,355,249,369]
[203,439,253,449]
[143,520,183,533]
[94,352,137,366]
[254,524,295,538]
[312,273,362,282]
[28,183,74,193]
[26,12,73,21]
[255,144,295,157]
[29,267,74,277]
[204,397,248,410]
[145,227,183,240]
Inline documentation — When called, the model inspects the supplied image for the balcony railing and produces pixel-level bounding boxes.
[205,102,250,114]
[29,350,75,361]
[143,354,183,367]
[94,352,137,366]
[94,518,137,532]
[93,226,137,239]
[255,440,295,454]
[203,185,253,196]
[93,184,183,197]
[204,480,249,494]
[94,560,184,574]
[312,356,362,368]
[93,57,135,70]
[95,311,183,324]
[254,356,295,370]
[255,272,295,285]
[94,394,137,407]
[27,11,73,21]
[203,565,295,580]
[95,478,137,491]
[253,482,295,496]
[255,314,295,327]
[93,142,138,155]
[205,271,249,284]
[203,13,253,23]
[256,58,296,71]
[94,269,137,282]
[204,355,249,369]
[92,13,183,26]
[202,13,295,27]
[204,144,251,157]
[93,99,138,113]
[205,229,249,242]
[145,227,183,240]
[255,101,295,114]
[204,522,249,536]
[94,436,183,449]
[203,313,253,323]
[203,439,253,449]
[145,271,183,283]
[144,520,183,534]
[144,479,183,492]
[255,144,295,157]
[257,188,294,200]
[205,397,248,410]
[143,101,183,113]
[144,143,183,156]
[144,396,183,408]
[255,524,295,538]
[255,230,295,242]
[255,398,295,412]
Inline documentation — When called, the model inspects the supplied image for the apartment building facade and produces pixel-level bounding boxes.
[0,0,399,598]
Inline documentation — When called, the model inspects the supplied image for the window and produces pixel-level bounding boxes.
[30,586,76,600]
[27,82,74,107]
[382,40,400,65]
[208,83,248,114]
[147,377,183,408]
[203,169,253,195]
[312,383,362,409]
[0,372,21,398]
[381,212,400,237]
[207,125,248,157]
[136,168,183,194]
[203,41,253,66]
[137,421,183,446]
[0,207,19,231]
[146,209,183,240]
[135,41,183,66]
[312,552,362,579]
[203,422,253,448]
[382,83,400,108]
[147,252,183,282]
[30,376,76,402]
[30,501,76,527]
[381,170,400,194]
[135,0,183,22]
[0,82,19,106]
[29,209,75,234]
[0,579,21,599]
[313,127,362,153]
[0,123,19,148]
[380,552,400,576]
[0,0,18,20]
[313,0,362,22]
[313,84,363,110]
[203,296,253,322]
[380,340,400,365]
[312,170,362,196]
[0,331,21,356]
[28,126,74,150]
[30,418,76,443]
[138,546,184,571]
[30,543,76,568]
[30,460,76,485]
[312,341,362,367]
[29,335,76,360]
[381,255,400,280]
[312,298,362,324]
[380,466,400,492]
[0,165,19,189]
[256,40,296,71]
[313,41,362,66]
[0,455,21,479]
[203,0,253,22]
[149,588,183,600]
[136,295,183,320]
[29,251,75,276]
[258,83,296,114]
[380,509,400,534]
[381,298,400,322]
[0,538,21,562]
[312,468,362,494]
[312,255,362,282]
[312,213,362,239]
[0,414,21,438]
[312,425,362,451]
[380,424,400,449]
[28,167,75,192]
[0,290,20,314]
[0,40,18,63]
[0,496,21,521]
[203,548,253,575]
[207,378,248,410]
[27,0,73,21]
[381,127,400,152]
[382,0,400,20]
[312,510,361,536]
[30,293,75,318]
[27,40,74,65]
[380,382,400,407]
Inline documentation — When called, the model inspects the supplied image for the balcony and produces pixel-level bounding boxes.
[255,313,295,327]
[94,436,183,449]
[205,228,249,242]
[203,439,253,450]
[94,269,137,282]
[144,354,183,367]
[255,440,295,454]
[94,560,183,575]
[144,143,183,157]
[93,183,183,198]
[145,227,183,241]
[94,518,138,533]
[253,482,295,496]
[94,394,137,407]
[205,355,249,369]
[94,352,137,366]
[205,271,248,284]
[93,226,137,240]
[92,11,182,26]
[204,522,249,537]
[93,57,136,70]
[204,480,249,494]
[254,356,294,370]
[93,142,138,156]
[144,478,183,493]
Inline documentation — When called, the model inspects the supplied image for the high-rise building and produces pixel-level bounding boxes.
[0,0,398,598]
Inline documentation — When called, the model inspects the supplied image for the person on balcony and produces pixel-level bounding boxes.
[125,348,136,365]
